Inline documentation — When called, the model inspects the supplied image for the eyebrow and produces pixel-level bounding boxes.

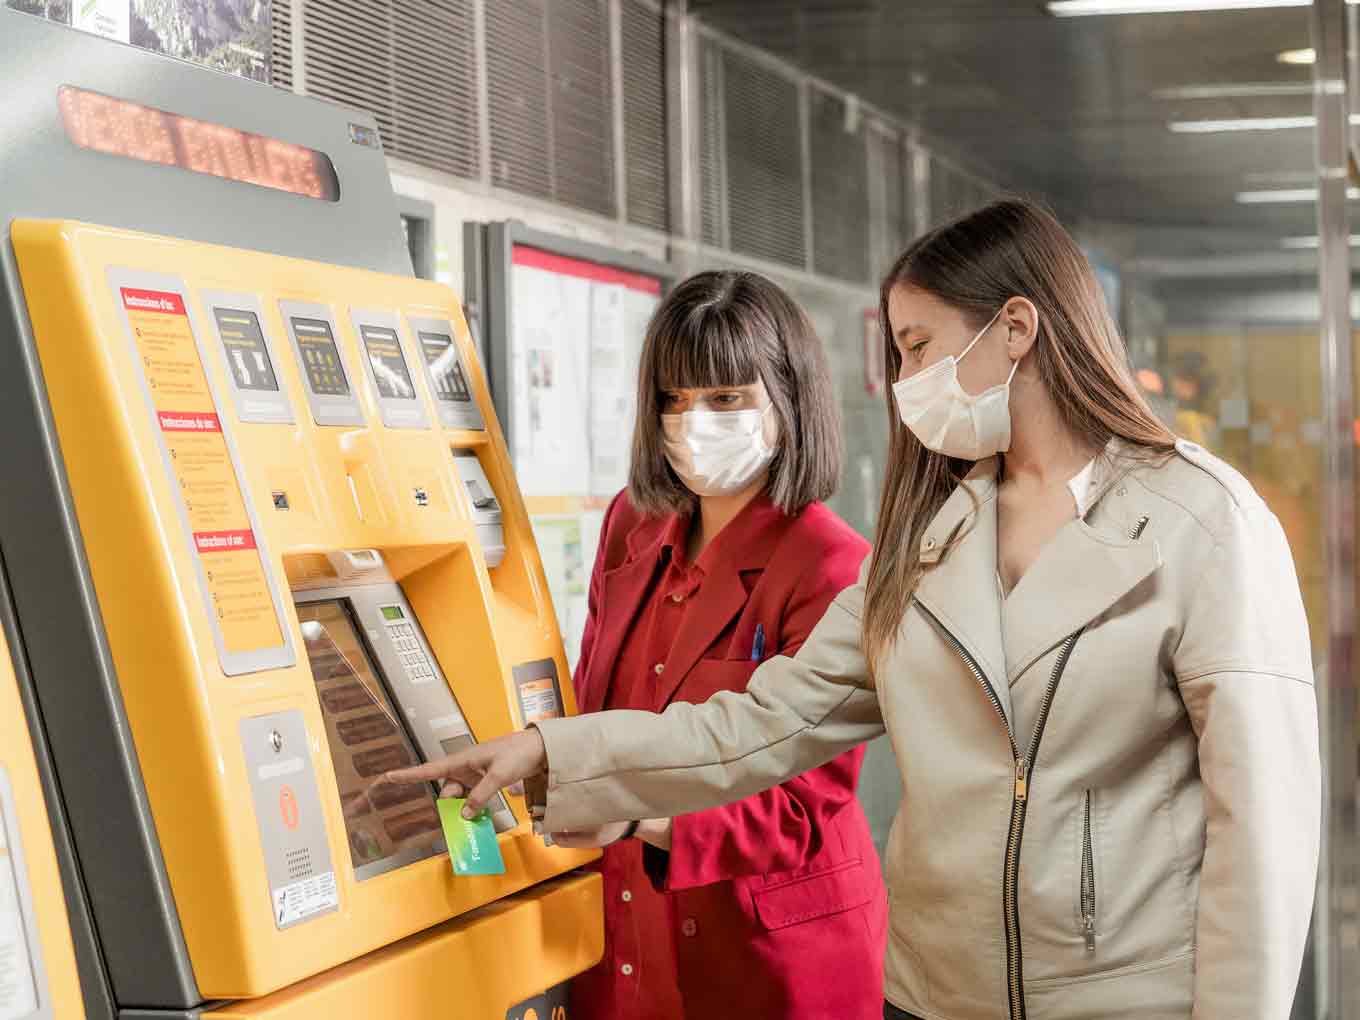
[894,324,928,341]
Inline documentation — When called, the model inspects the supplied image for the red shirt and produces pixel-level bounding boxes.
[569,491,886,1020]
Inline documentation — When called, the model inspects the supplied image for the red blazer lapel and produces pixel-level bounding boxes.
[654,497,793,710]
[578,509,672,714]
[654,558,748,709]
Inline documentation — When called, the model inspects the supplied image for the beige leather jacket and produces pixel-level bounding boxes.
[536,441,1320,1020]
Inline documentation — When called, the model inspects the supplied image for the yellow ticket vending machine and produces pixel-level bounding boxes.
[0,10,600,1020]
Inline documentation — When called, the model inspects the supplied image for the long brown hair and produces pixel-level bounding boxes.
[863,198,1175,678]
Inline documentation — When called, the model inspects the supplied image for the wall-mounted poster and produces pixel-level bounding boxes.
[7,0,270,82]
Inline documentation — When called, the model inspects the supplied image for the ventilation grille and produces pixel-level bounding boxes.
[719,48,805,269]
[272,0,293,92]
[301,0,479,180]
[486,0,551,198]
[547,0,615,217]
[930,155,995,228]
[486,0,615,217]
[809,88,869,284]
[621,0,667,232]
[868,125,908,278]
[699,37,725,247]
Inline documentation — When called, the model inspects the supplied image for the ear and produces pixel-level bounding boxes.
[1001,297,1039,362]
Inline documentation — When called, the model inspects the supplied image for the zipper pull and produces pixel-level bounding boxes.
[1084,917,1096,953]
[1014,759,1028,801]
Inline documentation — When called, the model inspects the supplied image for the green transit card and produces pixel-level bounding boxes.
[437,797,506,876]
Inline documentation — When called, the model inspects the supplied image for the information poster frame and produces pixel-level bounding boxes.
[466,223,674,668]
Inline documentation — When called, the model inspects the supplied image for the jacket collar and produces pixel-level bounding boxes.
[913,441,1162,698]
[912,460,1010,722]
[1000,441,1162,679]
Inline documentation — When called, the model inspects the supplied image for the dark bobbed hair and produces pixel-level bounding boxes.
[628,270,842,516]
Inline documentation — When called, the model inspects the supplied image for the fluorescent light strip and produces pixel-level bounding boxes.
[1170,114,1360,133]
[1237,188,1360,204]
[1171,115,1316,132]
[1280,235,1360,249]
[1050,0,1308,15]
[1153,82,1314,99]
[1277,48,1315,64]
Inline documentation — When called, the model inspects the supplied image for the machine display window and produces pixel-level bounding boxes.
[57,85,340,202]
[291,318,350,396]
[213,308,279,392]
[298,600,443,879]
[418,331,473,406]
[359,324,417,400]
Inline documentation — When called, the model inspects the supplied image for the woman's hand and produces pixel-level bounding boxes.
[381,727,547,819]
[551,818,673,851]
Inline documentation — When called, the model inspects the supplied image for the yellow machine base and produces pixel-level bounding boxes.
[207,872,601,1019]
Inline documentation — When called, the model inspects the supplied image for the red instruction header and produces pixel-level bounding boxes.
[157,411,222,433]
[121,287,187,316]
[512,245,662,296]
[194,529,258,553]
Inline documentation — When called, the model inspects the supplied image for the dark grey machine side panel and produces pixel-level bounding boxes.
[0,252,193,1009]
[0,9,415,1011]
[0,552,115,1020]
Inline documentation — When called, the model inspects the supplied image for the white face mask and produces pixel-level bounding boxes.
[892,306,1017,460]
[662,406,777,498]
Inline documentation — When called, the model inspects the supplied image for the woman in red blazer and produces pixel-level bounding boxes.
[551,271,887,1020]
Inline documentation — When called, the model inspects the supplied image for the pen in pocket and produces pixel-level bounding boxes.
[751,623,765,662]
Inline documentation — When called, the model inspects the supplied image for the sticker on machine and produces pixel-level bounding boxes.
[0,770,41,1020]
[271,870,339,928]
[512,659,563,725]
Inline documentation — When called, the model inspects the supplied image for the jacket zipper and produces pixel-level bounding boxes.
[1081,790,1096,953]
[915,512,1149,1019]
[915,602,1083,1020]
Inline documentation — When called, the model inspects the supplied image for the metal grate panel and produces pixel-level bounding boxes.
[272,0,293,92]
[868,123,908,279]
[719,46,805,269]
[302,0,478,180]
[621,0,667,232]
[699,37,725,247]
[809,87,869,284]
[486,0,552,199]
[547,0,615,217]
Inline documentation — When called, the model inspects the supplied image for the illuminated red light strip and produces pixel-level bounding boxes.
[57,85,339,202]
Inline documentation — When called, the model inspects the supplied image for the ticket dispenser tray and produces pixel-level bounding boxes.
[294,583,517,859]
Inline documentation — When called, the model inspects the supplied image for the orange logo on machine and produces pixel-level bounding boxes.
[279,785,300,830]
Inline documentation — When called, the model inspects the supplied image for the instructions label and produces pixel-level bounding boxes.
[120,287,285,658]
[513,659,563,726]
[0,775,39,1020]
[272,871,338,928]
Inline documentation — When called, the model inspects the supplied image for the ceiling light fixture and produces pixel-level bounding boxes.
[1280,235,1360,248]
[1237,188,1360,204]
[1170,115,1317,132]
[1171,113,1360,132]
[1277,48,1316,64]
[1153,82,1313,99]
[1049,0,1308,15]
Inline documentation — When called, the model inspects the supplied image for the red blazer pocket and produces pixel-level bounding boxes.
[751,858,873,931]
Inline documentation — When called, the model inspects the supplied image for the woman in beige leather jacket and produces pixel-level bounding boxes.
[389,199,1320,1020]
